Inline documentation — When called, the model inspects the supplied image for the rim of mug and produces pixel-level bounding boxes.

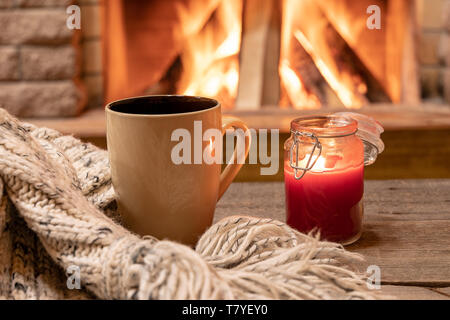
[105,95,221,118]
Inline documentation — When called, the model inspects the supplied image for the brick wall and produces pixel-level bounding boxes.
[0,0,86,117]
[80,0,102,109]
[418,0,450,103]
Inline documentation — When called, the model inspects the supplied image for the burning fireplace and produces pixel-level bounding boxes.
[0,0,449,121]
[99,0,448,111]
[102,0,242,109]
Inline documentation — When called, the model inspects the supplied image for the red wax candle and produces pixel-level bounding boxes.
[284,115,365,245]
[284,163,364,244]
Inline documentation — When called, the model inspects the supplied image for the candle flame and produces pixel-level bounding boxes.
[296,154,343,172]
[312,156,327,171]
[177,0,242,109]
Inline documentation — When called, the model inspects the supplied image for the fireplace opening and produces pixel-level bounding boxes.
[1,0,449,120]
[102,0,426,110]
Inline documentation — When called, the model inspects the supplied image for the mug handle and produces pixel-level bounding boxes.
[218,116,251,200]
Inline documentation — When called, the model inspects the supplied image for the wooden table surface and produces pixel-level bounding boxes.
[214,179,450,300]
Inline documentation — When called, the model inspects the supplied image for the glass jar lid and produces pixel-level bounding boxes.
[288,113,384,179]
[289,115,358,180]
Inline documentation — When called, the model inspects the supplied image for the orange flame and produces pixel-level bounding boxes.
[279,0,367,109]
[294,30,356,108]
[176,0,242,109]
[279,60,320,109]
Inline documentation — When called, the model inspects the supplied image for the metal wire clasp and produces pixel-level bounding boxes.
[289,131,322,180]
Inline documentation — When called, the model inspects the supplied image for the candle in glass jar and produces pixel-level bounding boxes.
[284,157,364,244]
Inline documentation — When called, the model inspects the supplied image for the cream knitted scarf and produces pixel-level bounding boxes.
[0,108,380,300]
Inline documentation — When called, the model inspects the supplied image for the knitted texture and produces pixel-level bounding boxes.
[0,108,382,300]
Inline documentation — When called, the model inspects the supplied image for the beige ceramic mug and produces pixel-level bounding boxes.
[106,95,250,245]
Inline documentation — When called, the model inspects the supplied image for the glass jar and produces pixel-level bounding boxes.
[284,115,365,245]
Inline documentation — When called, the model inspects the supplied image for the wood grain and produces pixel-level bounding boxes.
[214,180,450,298]
[381,285,449,300]
[236,0,273,109]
